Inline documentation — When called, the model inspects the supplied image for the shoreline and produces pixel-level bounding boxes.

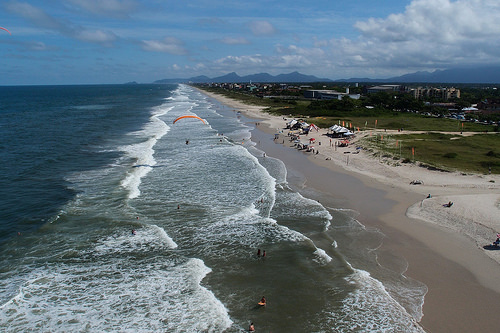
[197,87,500,332]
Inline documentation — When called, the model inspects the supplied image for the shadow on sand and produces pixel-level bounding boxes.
[483,244,500,250]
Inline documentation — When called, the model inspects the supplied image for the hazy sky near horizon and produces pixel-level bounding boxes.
[1,0,500,85]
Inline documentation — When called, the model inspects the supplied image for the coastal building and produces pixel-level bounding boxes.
[411,87,461,100]
[303,88,360,100]
[366,85,402,94]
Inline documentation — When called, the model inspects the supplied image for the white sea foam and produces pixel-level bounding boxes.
[93,225,177,254]
[0,258,232,332]
[120,104,171,199]
[313,247,333,265]
[325,268,425,332]
[151,224,178,249]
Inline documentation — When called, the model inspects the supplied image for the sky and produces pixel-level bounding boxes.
[1,0,500,85]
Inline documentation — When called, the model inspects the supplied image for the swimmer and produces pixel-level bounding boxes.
[249,323,255,331]
[131,229,137,235]
[258,296,266,306]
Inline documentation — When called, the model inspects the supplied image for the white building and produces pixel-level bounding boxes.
[304,88,360,100]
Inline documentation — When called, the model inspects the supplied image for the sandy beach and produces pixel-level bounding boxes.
[198,88,500,332]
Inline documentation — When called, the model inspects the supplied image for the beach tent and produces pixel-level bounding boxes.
[329,125,339,132]
[309,124,319,132]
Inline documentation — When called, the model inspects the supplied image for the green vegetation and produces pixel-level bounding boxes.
[361,132,500,174]
[197,85,500,174]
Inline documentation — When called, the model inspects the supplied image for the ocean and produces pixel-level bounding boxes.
[0,84,427,332]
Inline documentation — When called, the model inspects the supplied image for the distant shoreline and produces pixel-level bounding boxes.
[196,86,500,332]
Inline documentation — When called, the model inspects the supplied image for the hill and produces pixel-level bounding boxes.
[338,66,500,84]
[153,66,500,84]
[154,71,331,84]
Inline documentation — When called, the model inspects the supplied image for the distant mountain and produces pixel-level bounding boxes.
[153,66,500,84]
[153,71,332,84]
[212,72,242,82]
[338,66,500,84]
[274,71,331,83]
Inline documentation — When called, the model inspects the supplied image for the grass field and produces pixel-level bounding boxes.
[361,132,500,174]
[198,87,500,174]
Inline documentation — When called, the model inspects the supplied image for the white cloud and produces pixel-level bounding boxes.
[200,0,500,78]
[219,37,250,45]
[5,1,67,32]
[5,1,118,45]
[323,0,500,75]
[27,41,51,51]
[212,52,319,74]
[67,0,138,18]
[141,37,187,55]
[215,55,265,67]
[75,29,118,44]
[248,20,277,36]
[355,0,500,43]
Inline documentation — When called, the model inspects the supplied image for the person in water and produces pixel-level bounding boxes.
[257,249,261,257]
[259,296,266,305]
[249,323,255,331]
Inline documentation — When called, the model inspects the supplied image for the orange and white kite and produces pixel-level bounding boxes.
[173,115,206,124]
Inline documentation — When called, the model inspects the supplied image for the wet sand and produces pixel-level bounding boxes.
[198,88,500,332]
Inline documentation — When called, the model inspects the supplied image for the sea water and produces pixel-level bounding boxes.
[0,84,426,332]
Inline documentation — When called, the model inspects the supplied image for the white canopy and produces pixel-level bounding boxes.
[329,125,350,133]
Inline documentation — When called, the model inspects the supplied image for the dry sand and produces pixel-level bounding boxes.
[197,88,500,332]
